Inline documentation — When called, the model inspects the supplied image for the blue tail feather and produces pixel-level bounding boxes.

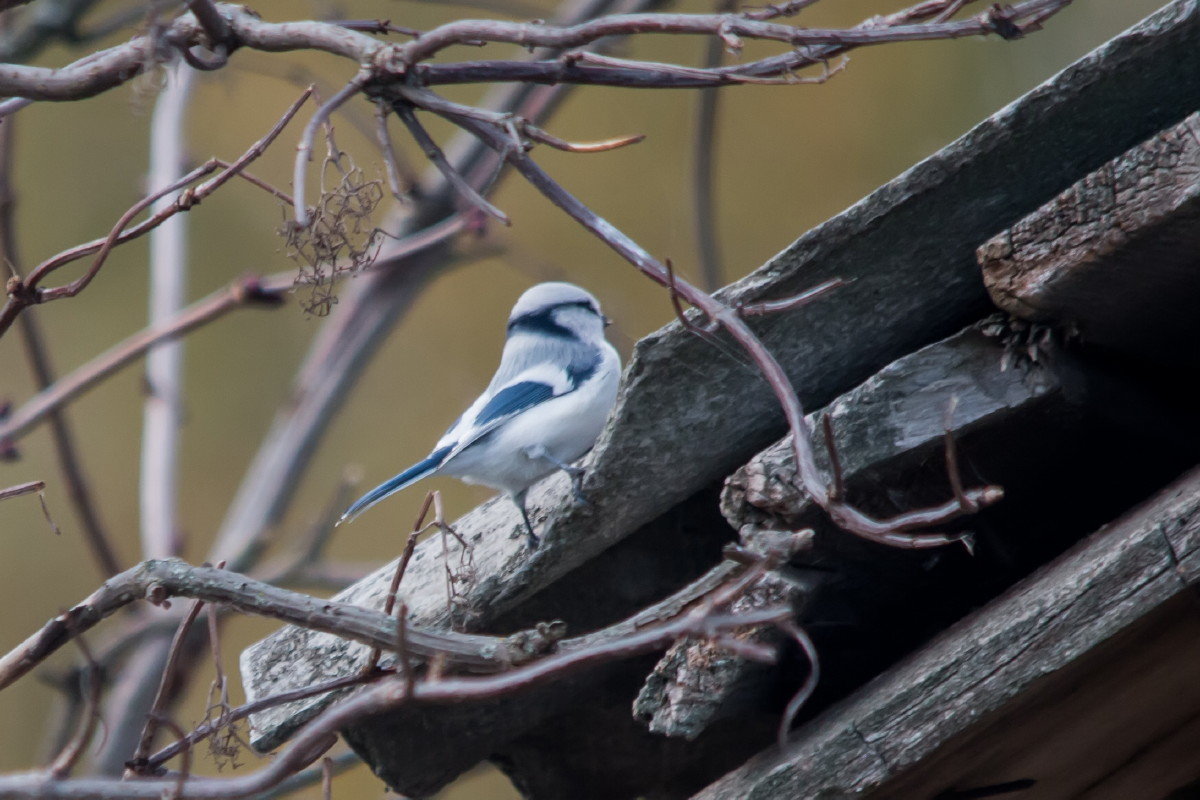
[339,446,451,524]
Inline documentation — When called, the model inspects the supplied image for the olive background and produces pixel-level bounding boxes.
[0,1,1168,796]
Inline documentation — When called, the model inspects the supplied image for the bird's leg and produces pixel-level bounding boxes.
[510,490,540,549]
[523,445,588,505]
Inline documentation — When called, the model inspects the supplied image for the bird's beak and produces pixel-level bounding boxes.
[602,315,612,328]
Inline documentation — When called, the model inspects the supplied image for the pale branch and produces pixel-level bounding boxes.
[140,61,196,562]
[292,73,369,228]
[0,585,791,799]
[0,480,44,502]
[0,1,1071,106]
[0,559,529,694]
[692,0,735,292]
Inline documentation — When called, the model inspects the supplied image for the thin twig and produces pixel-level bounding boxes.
[821,414,844,501]
[364,492,431,672]
[294,73,369,228]
[693,0,737,291]
[320,757,333,800]
[0,114,122,576]
[374,100,412,201]
[775,619,819,749]
[0,277,286,444]
[245,750,361,800]
[393,102,511,225]
[145,673,379,770]
[736,277,846,316]
[0,87,311,339]
[0,480,45,502]
[46,635,102,778]
[126,599,207,772]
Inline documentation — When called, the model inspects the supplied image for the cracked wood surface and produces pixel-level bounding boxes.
[979,111,1200,364]
[636,324,1062,740]
[691,465,1200,800]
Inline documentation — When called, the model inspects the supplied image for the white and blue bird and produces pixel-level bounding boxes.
[338,282,621,547]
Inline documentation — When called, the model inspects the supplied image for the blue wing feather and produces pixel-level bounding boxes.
[473,381,556,427]
[339,445,453,524]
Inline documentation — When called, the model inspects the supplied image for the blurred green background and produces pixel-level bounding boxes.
[0,0,1171,796]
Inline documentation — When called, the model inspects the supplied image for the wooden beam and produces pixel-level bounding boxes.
[980,112,1200,365]
[691,466,1200,800]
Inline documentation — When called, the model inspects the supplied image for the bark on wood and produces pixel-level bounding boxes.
[239,0,1200,792]
[979,111,1200,364]
[691,465,1200,800]
[635,318,1200,743]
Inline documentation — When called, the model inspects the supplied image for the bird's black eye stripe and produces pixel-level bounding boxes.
[507,300,601,338]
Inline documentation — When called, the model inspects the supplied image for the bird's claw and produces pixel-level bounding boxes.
[562,464,589,506]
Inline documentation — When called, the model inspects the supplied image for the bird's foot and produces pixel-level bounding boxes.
[524,526,542,549]
[563,464,589,506]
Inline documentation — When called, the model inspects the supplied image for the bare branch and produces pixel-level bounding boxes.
[692,0,736,292]
[393,103,510,225]
[0,581,789,798]
[186,0,231,48]
[0,277,286,445]
[46,636,102,779]
[126,600,207,773]
[293,74,369,228]
[0,559,533,693]
[0,88,310,339]
[140,61,196,561]
[145,675,376,771]
[0,480,45,502]
[0,2,1071,102]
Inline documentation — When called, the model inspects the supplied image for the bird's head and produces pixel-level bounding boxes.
[506,282,610,342]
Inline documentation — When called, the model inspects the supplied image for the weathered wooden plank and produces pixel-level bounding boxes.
[638,314,1200,744]
[690,466,1200,800]
[979,112,1200,363]
[634,570,808,741]
[240,0,1200,789]
[635,324,1064,740]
